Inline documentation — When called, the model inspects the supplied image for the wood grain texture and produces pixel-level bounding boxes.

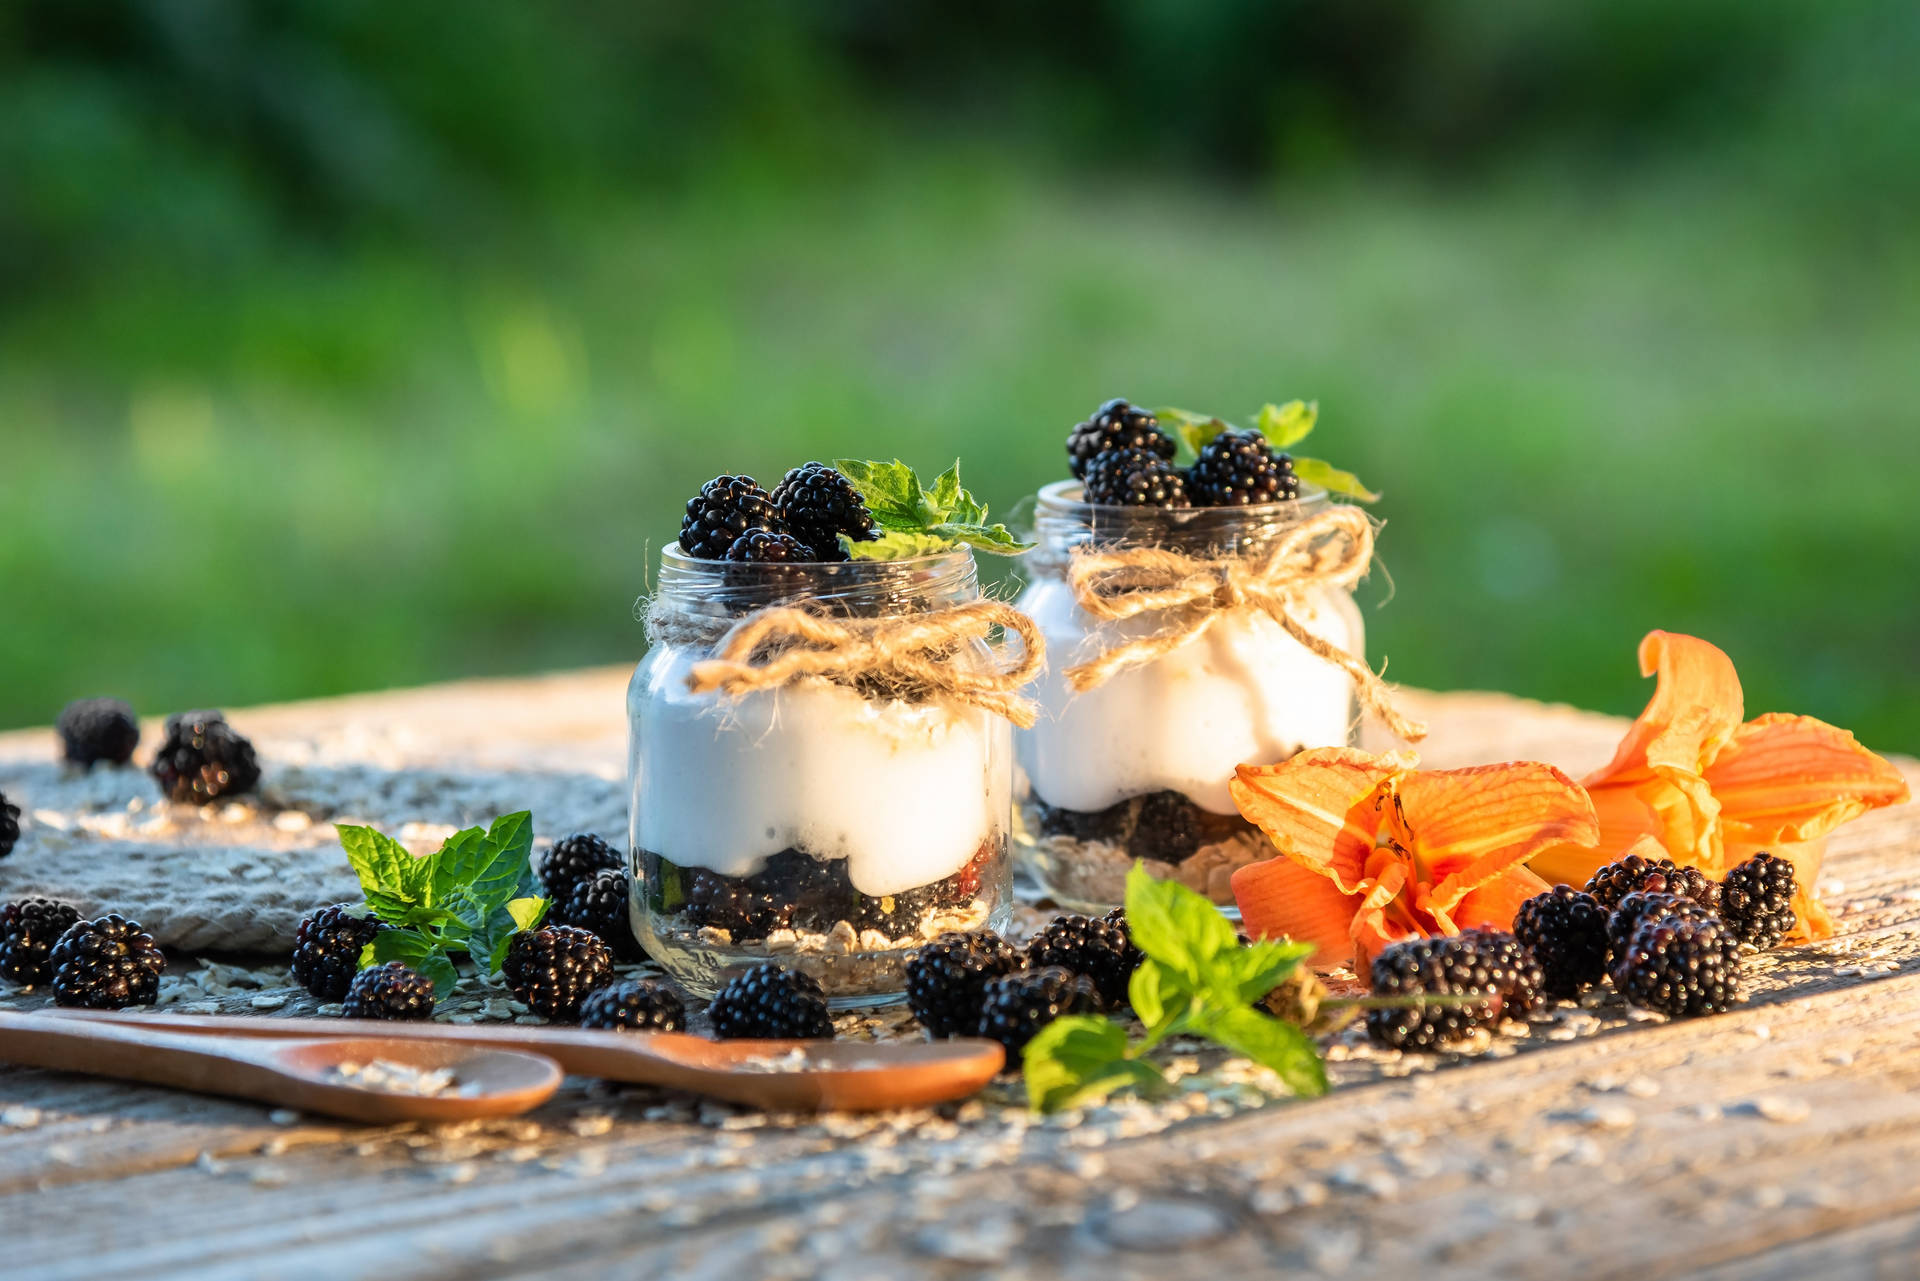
[1,669,1915,1280]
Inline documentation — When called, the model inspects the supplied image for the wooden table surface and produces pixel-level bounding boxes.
[2,669,1916,1281]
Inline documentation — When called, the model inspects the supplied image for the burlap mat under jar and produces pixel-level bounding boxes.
[0,755,628,955]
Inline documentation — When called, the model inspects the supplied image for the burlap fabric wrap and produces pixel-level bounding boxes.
[0,759,627,954]
[651,597,1047,727]
[1062,504,1429,743]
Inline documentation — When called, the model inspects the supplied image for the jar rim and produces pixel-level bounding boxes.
[660,542,977,573]
[1031,478,1332,537]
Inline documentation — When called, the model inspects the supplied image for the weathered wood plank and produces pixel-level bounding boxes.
[0,670,1914,1280]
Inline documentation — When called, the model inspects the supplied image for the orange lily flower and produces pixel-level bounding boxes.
[1230,748,1600,972]
[1529,631,1911,939]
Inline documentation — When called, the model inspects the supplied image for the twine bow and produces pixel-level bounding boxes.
[685,599,1047,728]
[1063,505,1428,742]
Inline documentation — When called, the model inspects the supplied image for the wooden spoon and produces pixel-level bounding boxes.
[51,1011,1006,1112]
[0,1011,561,1123]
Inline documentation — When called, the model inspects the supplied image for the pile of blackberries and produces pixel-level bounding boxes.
[0,901,166,1009]
[1068,398,1302,510]
[679,462,877,563]
[1370,851,1800,1050]
[904,910,1142,1068]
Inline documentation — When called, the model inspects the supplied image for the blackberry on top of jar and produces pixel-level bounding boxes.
[1066,399,1176,480]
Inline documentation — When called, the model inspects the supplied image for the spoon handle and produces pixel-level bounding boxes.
[0,1010,296,1099]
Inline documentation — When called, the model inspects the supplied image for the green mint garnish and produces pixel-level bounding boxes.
[1021,864,1327,1113]
[1156,398,1379,502]
[336,810,548,997]
[832,459,1033,560]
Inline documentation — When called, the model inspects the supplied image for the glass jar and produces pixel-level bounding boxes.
[628,547,1014,1005]
[1012,480,1366,912]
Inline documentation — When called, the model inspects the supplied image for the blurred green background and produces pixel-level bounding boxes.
[5,1,1917,751]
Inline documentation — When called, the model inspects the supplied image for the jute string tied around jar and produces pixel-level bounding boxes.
[679,600,1047,728]
[1063,504,1429,743]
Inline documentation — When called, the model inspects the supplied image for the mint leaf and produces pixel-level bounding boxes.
[1022,1015,1167,1113]
[832,459,928,531]
[426,825,489,903]
[338,825,428,907]
[1189,1006,1328,1097]
[1220,938,1316,1005]
[1127,957,1190,1028]
[1156,406,1233,465]
[832,458,1034,560]
[1123,864,1239,987]
[925,461,966,521]
[506,896,549,932]
[365,930,461,997]
[473,894,549,975]
[926,520,1027,555]
[843,529,955,561]
[1256,400,1318,450]
[1293,456,1380,503]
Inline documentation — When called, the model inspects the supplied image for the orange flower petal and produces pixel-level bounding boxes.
[1451,865,1553,933]
[1349,860,1410,975]
[1588,631,1744,788]
[1231,855,1362,969]
[1529,824,1666,889]
[1396,762,1599,913]
[1230,748,1411,894]
[1706,714,1911,846]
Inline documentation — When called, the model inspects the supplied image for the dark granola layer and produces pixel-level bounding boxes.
[643,839,1000,945]
[1029,789,1256,864]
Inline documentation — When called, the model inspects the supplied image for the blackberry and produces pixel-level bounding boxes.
[1512,886,1611,997]
[1185,429,1301,507]
[1066,399,1175,480]
[682,867,793,942]
[1082,445,1190,508]
[501,925,613,1022]
[906,930,1023,1038]
[580,978,687,1032]
[1366,929,1543,1051]
[772,462,877,560]
[0,898,82,987]
[49,914,165,1009]
[1606,891,1717,959]
[680,474,779,560]
[556,867,644,962]
[977,967,1102,1065]
[149,709,261,804]
[707,963,834,1040]
[725,528,816,564]
[1612,912,1743,1017]
[539,833,624,899]
[343,962,435,1021]
[56,698,141,769]
[1584,852,1720,912]
[1025,913,1140,1007]
[1721,853,1797,948]
[0,792,17,860]
[291,904,386,1000]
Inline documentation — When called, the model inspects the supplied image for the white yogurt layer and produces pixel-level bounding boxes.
[1015,577,1360,815]
[630,652,1007,897]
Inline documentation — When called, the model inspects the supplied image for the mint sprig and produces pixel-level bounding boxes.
[832,459,1033,560]
[1022,865,1327,1113]
[1156,399,1380,502]
[335,811,549,997]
